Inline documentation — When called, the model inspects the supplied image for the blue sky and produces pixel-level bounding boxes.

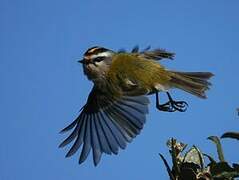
[1,0,239,179]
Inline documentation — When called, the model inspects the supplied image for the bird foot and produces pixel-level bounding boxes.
[157,100,188,112]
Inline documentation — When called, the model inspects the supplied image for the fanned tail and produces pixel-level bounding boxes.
[169,71,214,98]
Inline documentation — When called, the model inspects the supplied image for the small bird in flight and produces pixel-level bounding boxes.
[59,46,213,166]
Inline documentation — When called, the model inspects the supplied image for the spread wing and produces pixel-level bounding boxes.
[59,87,150,166]
[118,45,175,60]
[140,48,175,60]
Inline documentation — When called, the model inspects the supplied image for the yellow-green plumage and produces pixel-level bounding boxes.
[107,53,171,94]
[107,53,213,98]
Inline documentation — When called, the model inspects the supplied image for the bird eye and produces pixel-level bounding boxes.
[93,57,104,62]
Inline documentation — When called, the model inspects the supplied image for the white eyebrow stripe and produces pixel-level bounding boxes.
[91,52,112,59]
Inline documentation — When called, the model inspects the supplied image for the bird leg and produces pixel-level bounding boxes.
[156,92,188,112]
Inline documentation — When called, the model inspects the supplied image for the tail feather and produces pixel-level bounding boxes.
[169,71,214,99]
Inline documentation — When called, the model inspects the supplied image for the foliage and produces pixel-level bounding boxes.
[159,138,239,180]
[159,112,239,180]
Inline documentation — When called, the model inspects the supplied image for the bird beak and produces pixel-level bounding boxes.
[78,59,85,64]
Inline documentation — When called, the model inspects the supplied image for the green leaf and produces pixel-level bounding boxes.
[210,162,239,179]
[203,153,217,164]
[214,171,239,179]
[183,146,204,170]
[207,136,225,162]
[221,132,239,140]
[159,153,175,180]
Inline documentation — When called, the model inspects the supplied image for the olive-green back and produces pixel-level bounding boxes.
[107,53,171,95]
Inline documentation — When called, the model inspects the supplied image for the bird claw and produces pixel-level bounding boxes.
[157,100,188,112]
[172,100,188,112]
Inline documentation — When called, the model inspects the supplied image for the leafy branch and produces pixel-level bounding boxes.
[159,110,239,180]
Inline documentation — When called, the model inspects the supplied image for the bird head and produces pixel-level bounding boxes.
[79,46,114,81]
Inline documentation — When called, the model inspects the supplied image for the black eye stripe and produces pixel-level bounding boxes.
[93,56,104,62]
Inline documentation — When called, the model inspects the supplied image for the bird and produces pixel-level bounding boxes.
[59,46,213,166]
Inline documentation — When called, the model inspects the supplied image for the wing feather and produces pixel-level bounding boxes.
[59,115,83,148]
[65,114,87,157]
[94,113,112,154]
[98,111,119,154]
[91,114,102,165]
[59,87,149,166]
[79,115,92,164]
